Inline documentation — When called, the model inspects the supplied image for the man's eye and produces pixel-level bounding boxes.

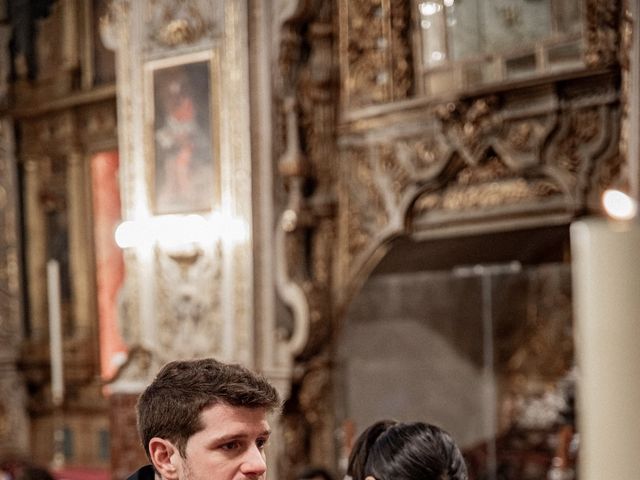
[221,441,240,450]
[256,437,269,449]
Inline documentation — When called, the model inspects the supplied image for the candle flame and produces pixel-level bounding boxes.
[602,189,638,221]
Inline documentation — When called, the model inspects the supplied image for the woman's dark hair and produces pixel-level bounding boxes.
[347,420,397,480]
[347,420,468,480]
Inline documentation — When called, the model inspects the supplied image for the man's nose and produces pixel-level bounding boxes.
[240,445,267,476]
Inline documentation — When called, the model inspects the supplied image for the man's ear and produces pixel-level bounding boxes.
[148,437,180,480]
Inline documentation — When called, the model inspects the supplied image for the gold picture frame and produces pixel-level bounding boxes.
[144,50,221,215]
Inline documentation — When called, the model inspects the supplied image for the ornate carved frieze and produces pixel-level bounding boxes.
[144,0,222,56]
[335,73,620,309]
[339,0,413,110]
[155,244,223,363]
[413,157,562,213]
[584,0,622,68]
[342,144,389,263]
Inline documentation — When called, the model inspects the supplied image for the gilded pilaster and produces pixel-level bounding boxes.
[23,156,48,341]
[66,150,97,345]
[0,115,29,458]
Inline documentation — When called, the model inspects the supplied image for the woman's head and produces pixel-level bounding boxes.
[347,420,468,480]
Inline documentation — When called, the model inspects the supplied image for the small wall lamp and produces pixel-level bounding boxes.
[114,212,248,253]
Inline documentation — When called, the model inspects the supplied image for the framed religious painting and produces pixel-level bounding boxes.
[144,50,221,215]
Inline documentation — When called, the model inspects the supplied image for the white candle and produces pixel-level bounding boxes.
[47,259,64,406]
[571,218,640,479]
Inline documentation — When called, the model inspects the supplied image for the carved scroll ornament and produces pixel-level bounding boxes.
[338,75,620,308]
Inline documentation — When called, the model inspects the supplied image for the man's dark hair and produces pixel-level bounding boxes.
[296,466,334,480]
[137,358,281,458]
[363,421,468,480]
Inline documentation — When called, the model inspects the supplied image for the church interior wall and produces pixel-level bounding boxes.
[0,1,637,479]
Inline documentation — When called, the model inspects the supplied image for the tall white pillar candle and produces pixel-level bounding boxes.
[571,218,640,479]
[47,259,64,406]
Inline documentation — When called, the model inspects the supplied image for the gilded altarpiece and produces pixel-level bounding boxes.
[0,0,119,466]
[105,1,275,476]
[275,0,629,477]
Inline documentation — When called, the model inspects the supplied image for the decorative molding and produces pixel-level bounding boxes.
[144,0,222,57]
[339,0,414,110]
[336,76,620,302]
[155,243,223,363]
[584,0,622,68]
[149,0,209,47]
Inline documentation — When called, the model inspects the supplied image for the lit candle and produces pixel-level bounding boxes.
[571,216,640,479]
[47,259,64,406]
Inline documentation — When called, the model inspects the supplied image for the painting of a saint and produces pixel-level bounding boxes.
[150,55,217,214]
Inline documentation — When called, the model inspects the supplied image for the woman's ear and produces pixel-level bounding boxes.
[148,437,180,480]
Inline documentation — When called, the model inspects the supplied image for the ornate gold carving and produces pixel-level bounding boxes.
[343,0,387,107]
[396,136,449,173]
[156,242,223,362]
[389,0,413,100]
[413,156,562,214]
[341,0,413,108]
[151,0,208,47]
[615,0,633,193]
[345,146,389,259]
[437,96,501,158]
[553,107,604,178]
[584,0,622,68]
[0,24,11,106]
[281,358,334,475]
[380,144,412,205]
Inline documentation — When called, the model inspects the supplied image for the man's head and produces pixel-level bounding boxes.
[137,358,280,479]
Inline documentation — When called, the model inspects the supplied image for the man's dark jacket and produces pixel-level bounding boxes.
[126,465,156,480]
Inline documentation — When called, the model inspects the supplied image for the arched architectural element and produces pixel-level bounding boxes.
[275,0,628,476]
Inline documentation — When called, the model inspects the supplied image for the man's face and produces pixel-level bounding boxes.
[175,404,271,480]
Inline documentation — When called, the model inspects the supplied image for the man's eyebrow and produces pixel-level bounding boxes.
[210,429,272,444]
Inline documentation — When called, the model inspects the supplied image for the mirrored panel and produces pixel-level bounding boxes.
[337,258,575,480]
[416,0,584,95]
